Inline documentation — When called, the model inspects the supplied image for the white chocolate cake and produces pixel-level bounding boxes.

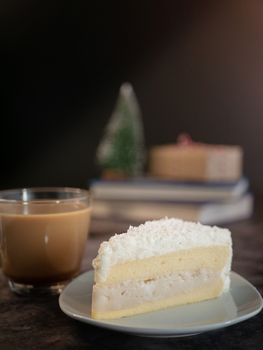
[91,218,232,319]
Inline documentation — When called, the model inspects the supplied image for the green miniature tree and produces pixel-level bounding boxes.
[96,83,145,178]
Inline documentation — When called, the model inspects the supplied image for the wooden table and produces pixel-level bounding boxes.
[1,210,263,349]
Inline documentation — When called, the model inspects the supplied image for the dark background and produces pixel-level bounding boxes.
[1,0,263,193]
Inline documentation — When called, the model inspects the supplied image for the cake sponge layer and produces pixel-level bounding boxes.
[95,246,231,285]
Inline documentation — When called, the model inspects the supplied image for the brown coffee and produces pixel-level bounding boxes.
[0,202,91,285]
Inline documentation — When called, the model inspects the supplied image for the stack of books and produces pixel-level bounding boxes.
[90,177,253,231]
[90,138,253,232]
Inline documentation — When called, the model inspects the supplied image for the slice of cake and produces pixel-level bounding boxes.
[91,218,232,319]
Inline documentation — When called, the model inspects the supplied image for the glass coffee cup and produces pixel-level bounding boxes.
[0,187,92,295]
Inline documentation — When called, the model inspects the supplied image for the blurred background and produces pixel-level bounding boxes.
[1,0,263,194]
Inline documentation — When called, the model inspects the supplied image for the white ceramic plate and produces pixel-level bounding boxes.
[59,271,263,338]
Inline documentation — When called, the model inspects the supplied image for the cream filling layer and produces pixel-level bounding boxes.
[92,269,227,313]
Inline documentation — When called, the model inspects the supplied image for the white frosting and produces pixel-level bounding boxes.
[93,218,232,281]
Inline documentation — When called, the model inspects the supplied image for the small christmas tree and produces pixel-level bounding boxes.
[96,83,145,178]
